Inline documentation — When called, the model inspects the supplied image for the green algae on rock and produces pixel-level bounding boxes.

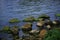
[2,26,10,31]
[23,16,35,22]
[55,14,60,17]
[9,18,20,23]
[2,26,11,33]
[38,14,50,20]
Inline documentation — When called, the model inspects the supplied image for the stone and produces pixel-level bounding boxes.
[9,18,20,23]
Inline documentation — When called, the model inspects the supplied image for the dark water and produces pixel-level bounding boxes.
[0,0,60,40]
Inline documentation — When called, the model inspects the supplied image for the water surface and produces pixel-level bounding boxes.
[0,0,60,39]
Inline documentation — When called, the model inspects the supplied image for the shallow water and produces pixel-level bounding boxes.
[0,0,60,40]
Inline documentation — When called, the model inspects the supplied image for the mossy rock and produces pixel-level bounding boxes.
[2,26,11,33]
[2,26,10,31]
[38,14,50,19]
[34,18,40,22]
[9,18,20,23]
[23,16,35,22]
[55,14,60,17]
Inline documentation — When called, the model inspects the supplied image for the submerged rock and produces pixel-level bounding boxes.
[23,16,35,22]
[9,18,20,23]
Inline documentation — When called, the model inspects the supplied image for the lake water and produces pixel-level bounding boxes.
[0,0,60,40]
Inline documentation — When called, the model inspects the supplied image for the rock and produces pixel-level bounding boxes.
[9,18,20,23]
[36,20,45,30]
[3,26,10,31]
[53,20,60,25]
[38,14,50,20]
[29,30,39,35]
[39,29,47,38]
[11,26,20,40]
[23,16,35,22]
[52,20,60,27]
[22,23,32,33]
[46,25,51,30]
[2,26,11,33]
[11,26,20,35]
[30,30,39,33]
[45,20,53,30]
[55,14,60,17]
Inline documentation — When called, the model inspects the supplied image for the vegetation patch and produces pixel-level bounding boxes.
[43,28,60,40]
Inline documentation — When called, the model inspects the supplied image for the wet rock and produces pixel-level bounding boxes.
[2,26,11,33]
[36,20,45,30]
[45,20,53,30]
[55,14,60,20]
[52,20,60,27]
[23,16,35,22]
[53,20,60,24]
[22,23,32,33]
[29,30,39,35]
[55,14,60,17]
[37,21,45,27]
[39,29,47,39]
[11,26,20,34]
[45,20,52,25]
[9,18,20,23]
[11,26,20,40]
[38,14,50,20]
[46,25,51,30]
